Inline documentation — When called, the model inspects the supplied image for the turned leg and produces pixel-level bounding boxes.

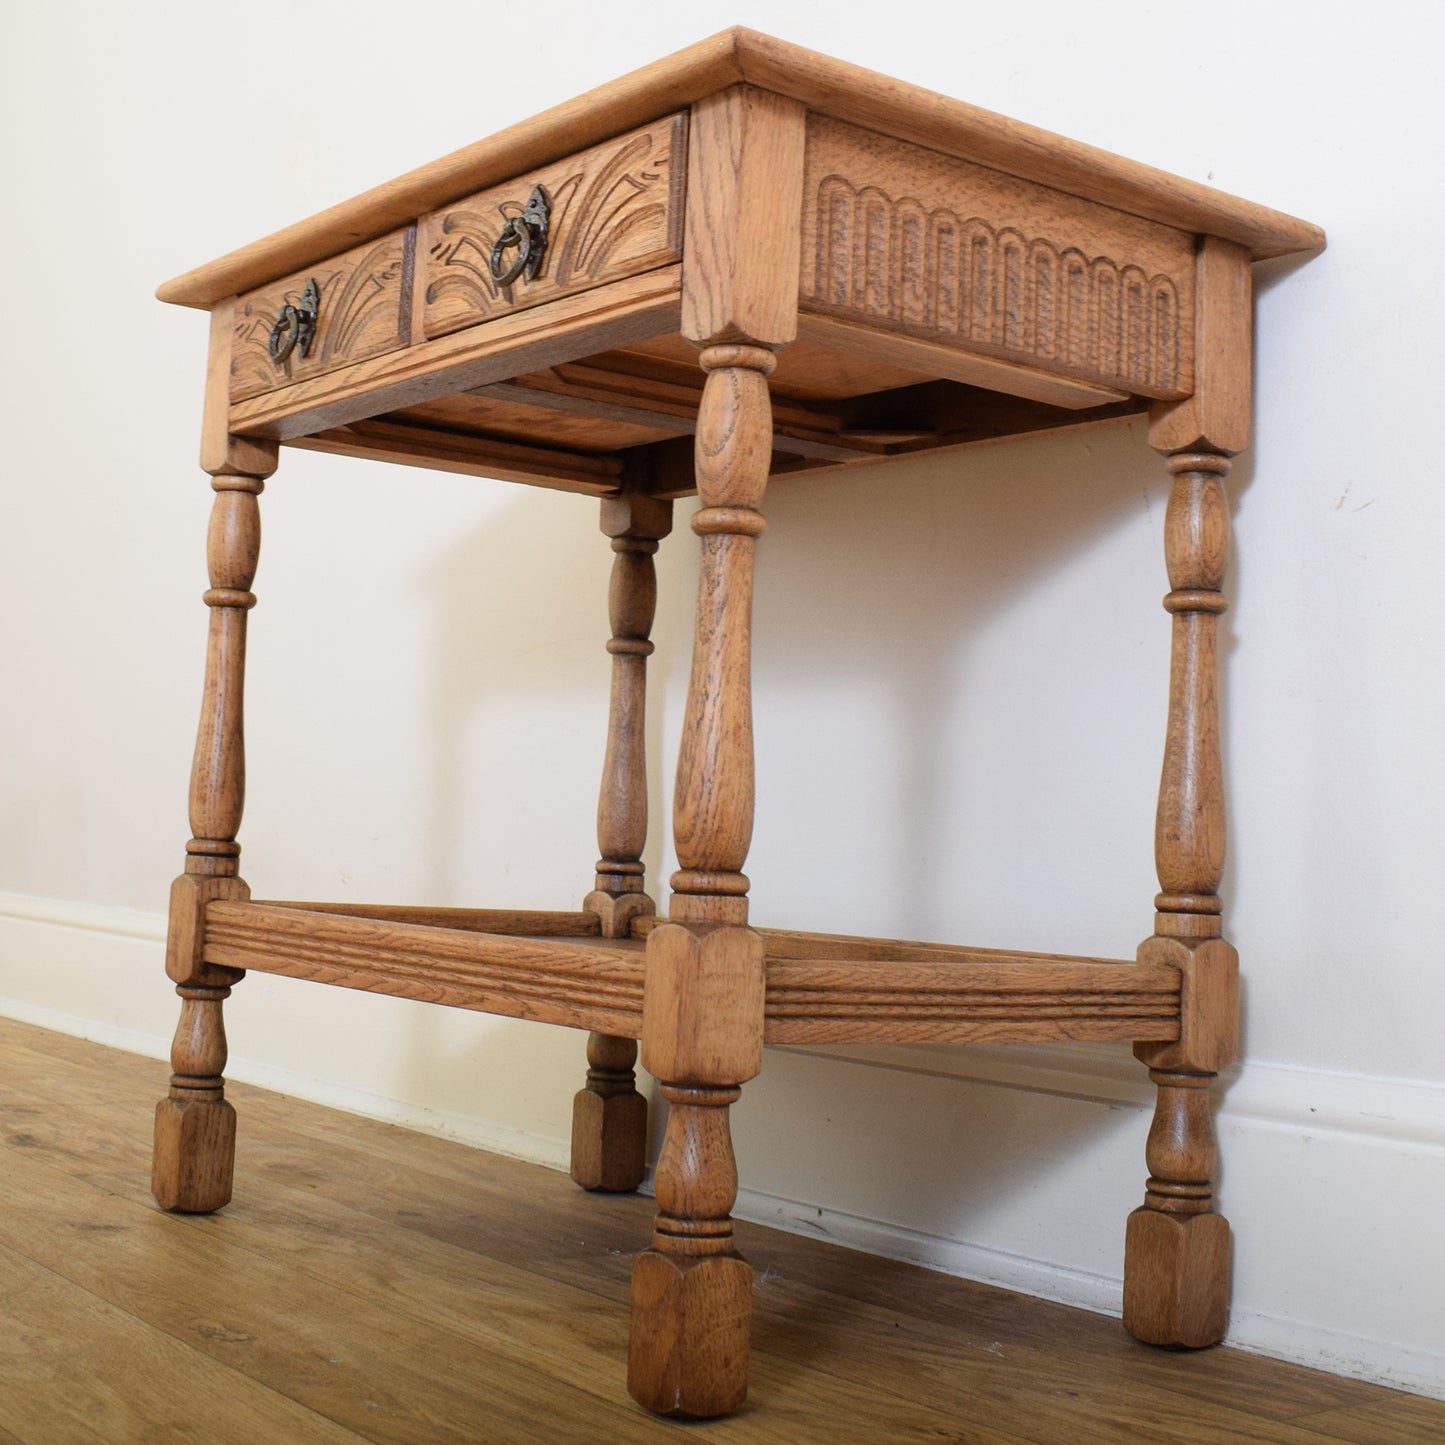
[155,348,277,1212]
[1125,238,1251,1345]
[1124,437,1240,1344]
[625,84,804,1417]
[628,342,776,1417]
[574,489,672,1192]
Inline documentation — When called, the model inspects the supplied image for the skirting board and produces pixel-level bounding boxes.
[2,890,1442,1402]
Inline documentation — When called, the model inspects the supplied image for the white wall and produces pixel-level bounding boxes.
[3,0,1442,1401]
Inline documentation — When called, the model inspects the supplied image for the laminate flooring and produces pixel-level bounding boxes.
[0,1016,1438,1443]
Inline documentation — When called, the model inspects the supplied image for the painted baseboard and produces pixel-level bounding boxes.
[2,890,1441,1401]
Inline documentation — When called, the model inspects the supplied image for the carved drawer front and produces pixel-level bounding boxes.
[801,117,1197,399]
[418,114,687,342]
[230,229,414,402]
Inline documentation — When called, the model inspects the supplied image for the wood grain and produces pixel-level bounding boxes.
[184,475,262,877]
[290,417,625,497]
[230,229,412,401]
[591,488,672,901]
[1151,451,1232,940]
[7,1017,1429,1445]
[257,902,602,935]
[200,300,280,477]
[575,487,672,1194]
[681,86,806,349]
[228,265,682,441]
[796,311,1130,410]
[802,116,1195,400]
[668,346,776,925]
[157,30,1320,309]
[420,115,685,340]
[1150,236,1254,455]
[395,388,679,451]
[764,953,1180,1045]
[201,903,646,1038]
[0,1235,364,1444]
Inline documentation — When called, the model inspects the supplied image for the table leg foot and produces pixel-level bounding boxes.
[1124,1204,1231,1347]
[628,1248,751,1418]
[571,1032,647,1192]
[152,1094,236,1213]
[152,982,236,1213]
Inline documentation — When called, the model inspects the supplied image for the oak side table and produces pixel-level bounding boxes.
[154,29,1323,1420]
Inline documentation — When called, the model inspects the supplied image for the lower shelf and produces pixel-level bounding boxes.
[200,901,1181,1047]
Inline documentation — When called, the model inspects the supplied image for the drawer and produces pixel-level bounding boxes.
[418,114,686,342]
[230,229,414,402]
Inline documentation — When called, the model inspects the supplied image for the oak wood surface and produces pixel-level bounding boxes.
[801,116,1196,399]
[681,87,806,349]
[419,115,686,341]
[199,301,280,477]
[258,902,603,934]
[157,30,1321,309]
[795,311,1129,409]
[394,388,679,450]
[1149,237,1254,456]
[191,900,1185,1049]
[575,487,671,1193]
[1,1018,1433,1444]
[613,331,934,401]
[154,34,1325,1427]
[228,266,683,441]
[290,417,625,496]
[200,903,646,1039]
[230,229,413,401]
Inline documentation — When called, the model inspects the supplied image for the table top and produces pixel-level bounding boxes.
[158,28,1323,310]
[162,31,1323,498]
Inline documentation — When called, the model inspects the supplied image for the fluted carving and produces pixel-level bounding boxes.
[810,175,1184,393]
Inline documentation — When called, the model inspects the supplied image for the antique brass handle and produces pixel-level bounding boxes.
[268,277,320,365]
[489,187,551,287]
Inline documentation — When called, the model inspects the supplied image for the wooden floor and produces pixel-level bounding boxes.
[0,1017,1439,1443]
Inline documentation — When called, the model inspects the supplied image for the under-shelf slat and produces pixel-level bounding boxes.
[259,902,603,937]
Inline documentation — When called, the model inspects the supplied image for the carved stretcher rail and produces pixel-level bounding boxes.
[200,903,1180,1047]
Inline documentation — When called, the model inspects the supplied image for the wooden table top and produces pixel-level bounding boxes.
[158,28,1324,311]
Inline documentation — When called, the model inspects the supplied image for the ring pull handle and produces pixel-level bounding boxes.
[489,187,551,288]
[268,278,321,366]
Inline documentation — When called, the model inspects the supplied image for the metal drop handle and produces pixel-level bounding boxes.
[268,277,320,365]
[489,187,551,287]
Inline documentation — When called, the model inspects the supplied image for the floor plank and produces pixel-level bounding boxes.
[0,1017,1439,1443]
[0,1238,363,1444]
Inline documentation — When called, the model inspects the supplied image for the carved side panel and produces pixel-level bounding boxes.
[230,229,413,402]
[802,118,1196,400]
[419,115,687,341]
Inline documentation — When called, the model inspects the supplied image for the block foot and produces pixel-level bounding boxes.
[628,1248,751,1418]
[152,1095,236,1213]
[1124,1205,1231,1347]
